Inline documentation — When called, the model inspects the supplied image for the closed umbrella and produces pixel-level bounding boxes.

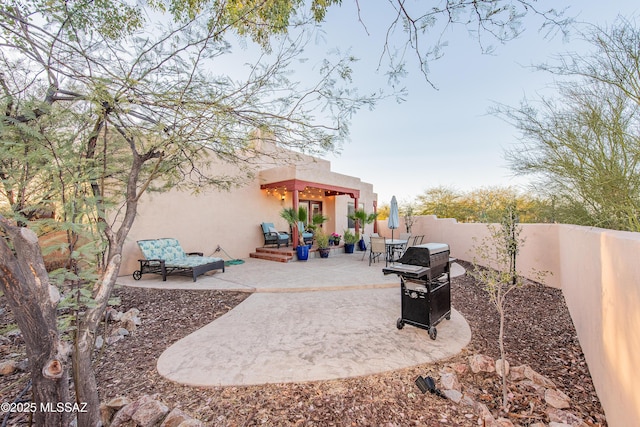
[388,195,399,241]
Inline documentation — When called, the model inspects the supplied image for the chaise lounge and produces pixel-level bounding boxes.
[133,238,224,282]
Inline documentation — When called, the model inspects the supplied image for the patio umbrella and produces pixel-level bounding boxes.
[388,195,399,241]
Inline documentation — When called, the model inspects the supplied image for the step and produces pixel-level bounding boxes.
[249,252,292,262]
[255,247,295,256]
[249,248,295,262]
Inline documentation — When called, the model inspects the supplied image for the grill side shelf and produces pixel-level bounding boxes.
[382,264,431,279]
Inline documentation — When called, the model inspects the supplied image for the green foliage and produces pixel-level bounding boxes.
[343,229,357,244]
[347,208,377,238]
[280,206,308,226]
[315,229,329,249]
[281,206,308,244]
[414,185,552,223]
[500,18,640,232]
[311,213,329,226]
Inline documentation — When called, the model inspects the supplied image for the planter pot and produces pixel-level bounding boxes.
[344,243,355,254]
[318,248,330,258]
[358,238,367,251]
[296,245,309,261]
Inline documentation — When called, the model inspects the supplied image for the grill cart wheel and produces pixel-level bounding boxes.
[445,313,451,320]
[396,318,405,329]
[133,270,142,280]
[429,327,437,340]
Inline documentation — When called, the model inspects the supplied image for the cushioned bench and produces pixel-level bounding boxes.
[133,238,224,282]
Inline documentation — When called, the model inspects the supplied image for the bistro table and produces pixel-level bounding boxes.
[385,239,408,266]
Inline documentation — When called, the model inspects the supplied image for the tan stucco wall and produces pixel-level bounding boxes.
[377,215,561,287]
[377,215,639,427]
[118,148,377,276]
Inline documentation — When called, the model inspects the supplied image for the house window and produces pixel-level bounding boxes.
[347,202,355,228]
[347,202,364,228]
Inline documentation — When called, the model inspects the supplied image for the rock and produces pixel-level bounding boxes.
[494,417,515,427]
[524,365,556,388]
[106,396,132,410]
[546,408,589,427]
[100,403,114,427]
[16,359,29,372]
[474,402,496,425]
[439,371,461,391]
[545,388,571,409]
[111,395,155,427]
[509,364,527,381]
[442,389,462,403]
[460,394,476,407]
[177,420,205,426]
[95,335,104,350]
[450,362,468,376]
[469,354,496,374]
[160,408,204,427]
[495,359,510,378]
[116,328,130,337]
[106,307,123,322]
[106,335,123,346]
[0,360,17,375]
[121,308,141,324]
[160,408,192,427]
[120,308,141,332]
[131,399,169,427]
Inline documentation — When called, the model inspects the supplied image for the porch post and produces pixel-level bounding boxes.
[373,200,378,234]
[292,189,299,248]
[354,197,359,236]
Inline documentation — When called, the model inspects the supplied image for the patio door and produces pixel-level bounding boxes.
[300,200,323,225]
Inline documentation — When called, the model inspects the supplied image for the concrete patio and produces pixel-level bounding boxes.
[117,252,471,387]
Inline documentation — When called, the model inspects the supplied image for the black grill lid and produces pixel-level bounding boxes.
[397,243,450,267]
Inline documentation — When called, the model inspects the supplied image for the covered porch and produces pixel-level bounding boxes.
[258,163,378,250]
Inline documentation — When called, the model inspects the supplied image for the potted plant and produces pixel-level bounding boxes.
[343,229,358,253]
[348,209,378,251]
[307,213,329,234]
[330,232,341,246]
[281,206,309,261]
[315,230,330,258]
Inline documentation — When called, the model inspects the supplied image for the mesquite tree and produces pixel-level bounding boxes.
[0,1,372,425]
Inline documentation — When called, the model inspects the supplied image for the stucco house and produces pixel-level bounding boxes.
[119,141,377,275]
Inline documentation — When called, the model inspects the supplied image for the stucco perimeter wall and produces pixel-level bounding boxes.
[377,215,640,427]
[557,225,640,427]
[376,215,561,287]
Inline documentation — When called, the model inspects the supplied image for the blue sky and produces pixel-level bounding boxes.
[312,1,640,207]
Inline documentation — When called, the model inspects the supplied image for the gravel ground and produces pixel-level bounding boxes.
[0,261,607,426]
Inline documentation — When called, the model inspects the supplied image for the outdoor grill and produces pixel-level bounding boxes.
[382,243,453,340]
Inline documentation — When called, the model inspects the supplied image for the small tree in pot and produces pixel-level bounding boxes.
[281,206,310,260]
[315,230,330,258]
[343,229,358,253]
[348,209,378,250]
[280,206,308,246]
